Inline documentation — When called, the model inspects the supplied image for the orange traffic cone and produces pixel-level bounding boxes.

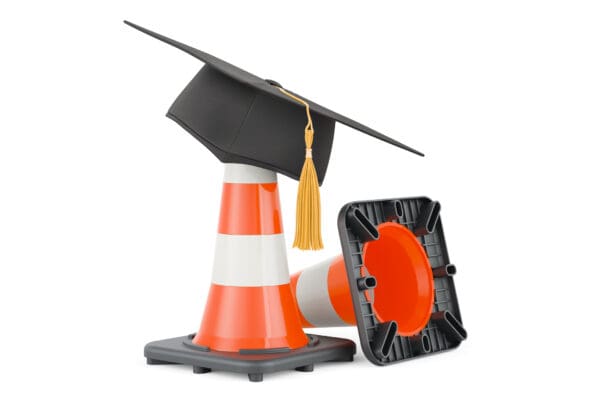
[143,163,355,382]
[193,163,308,351]
[291,198,467,366]
[291,222,435,336]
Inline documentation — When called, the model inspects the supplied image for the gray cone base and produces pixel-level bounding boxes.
[145,334,355,382]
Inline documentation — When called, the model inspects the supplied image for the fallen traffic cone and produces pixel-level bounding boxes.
[291,197,467,365]
[292,222,435,336]
[291,222,434,336]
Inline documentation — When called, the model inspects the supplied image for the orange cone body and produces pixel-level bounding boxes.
[290,223,435,336]
[193,164,308,352]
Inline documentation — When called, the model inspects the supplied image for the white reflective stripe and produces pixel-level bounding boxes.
[211,233,290,286]
[295,257,348,327]
[223,163,277,184]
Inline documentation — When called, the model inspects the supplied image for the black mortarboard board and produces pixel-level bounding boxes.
[124,21,424,185]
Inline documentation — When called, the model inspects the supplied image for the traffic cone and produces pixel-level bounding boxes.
[143,163,355,382]
[291,222,435,336]
[193,163,308,351]
[291,198,467,366]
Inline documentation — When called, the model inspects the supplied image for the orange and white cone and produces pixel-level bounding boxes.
[193,163,308,352]
[290,223,435,336]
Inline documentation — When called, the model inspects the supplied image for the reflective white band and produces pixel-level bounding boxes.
[223,163,277,184]
[212,233,290,286]
[295,257,348,326]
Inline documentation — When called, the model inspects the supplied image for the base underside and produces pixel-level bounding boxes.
[144,334,356,382]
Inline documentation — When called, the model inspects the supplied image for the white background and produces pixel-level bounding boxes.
[1,0,599,398]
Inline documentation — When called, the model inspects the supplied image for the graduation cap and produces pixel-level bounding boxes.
[124,21,424,250]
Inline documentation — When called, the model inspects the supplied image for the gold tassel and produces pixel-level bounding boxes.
[278,87,323,250]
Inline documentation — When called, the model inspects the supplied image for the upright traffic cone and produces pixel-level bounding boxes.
[143,163,355,382]
[193,163,308,351]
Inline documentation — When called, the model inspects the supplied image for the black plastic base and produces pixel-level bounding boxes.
[338,197,467,366]
[145,334,355,382]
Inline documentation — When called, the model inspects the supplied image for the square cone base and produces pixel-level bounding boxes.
[145,334,356,382]
[337,197,467,366]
